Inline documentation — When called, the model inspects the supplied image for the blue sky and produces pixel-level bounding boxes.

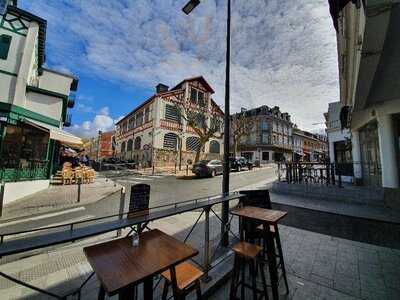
[19,0,339,138]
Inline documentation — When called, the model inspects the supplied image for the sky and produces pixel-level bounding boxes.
[19,0,339,138]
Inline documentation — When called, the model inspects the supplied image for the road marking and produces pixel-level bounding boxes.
[0,207,86,228]
[6,215,95,238]
[132,177,153,181]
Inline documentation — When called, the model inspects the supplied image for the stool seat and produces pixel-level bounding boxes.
[256,224,275,233]
[232,241,262,259]
[161,262,204,290]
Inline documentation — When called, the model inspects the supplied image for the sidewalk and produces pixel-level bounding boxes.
[0,177,122,221]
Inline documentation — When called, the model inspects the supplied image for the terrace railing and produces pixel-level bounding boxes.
[0,192,243,299]
[0,160,49,182]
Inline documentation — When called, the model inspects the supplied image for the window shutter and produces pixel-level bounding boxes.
[0,35,12,60]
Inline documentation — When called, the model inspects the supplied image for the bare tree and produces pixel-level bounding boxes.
[176,101,223,163]
[231,113,254,156]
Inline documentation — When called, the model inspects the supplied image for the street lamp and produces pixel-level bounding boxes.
[182,0,231,246]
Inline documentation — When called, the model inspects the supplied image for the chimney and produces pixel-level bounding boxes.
[156,83,169,94]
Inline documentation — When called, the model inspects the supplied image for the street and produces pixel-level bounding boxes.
[0,167,277,238]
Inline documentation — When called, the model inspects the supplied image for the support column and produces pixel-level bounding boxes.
[351,130,362,179]
[378,114,399,188]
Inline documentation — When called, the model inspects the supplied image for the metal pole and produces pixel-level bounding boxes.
[77,179,81,203]
[0,181,4,218]
[221,0,231,247]
[203,206,212,282]
[117,187,126,237]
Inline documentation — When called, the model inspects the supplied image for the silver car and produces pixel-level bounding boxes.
[192,159,223,177]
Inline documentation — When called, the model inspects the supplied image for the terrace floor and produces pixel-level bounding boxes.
[1,205,399,300]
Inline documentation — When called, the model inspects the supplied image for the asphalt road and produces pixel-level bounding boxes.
[0,167,277,240]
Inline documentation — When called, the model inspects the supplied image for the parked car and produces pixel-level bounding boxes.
[229,157,253,172]
[192,160,223,177]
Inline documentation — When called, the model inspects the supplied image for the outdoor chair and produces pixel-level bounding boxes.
[161,262,203,300]
[74,168,84,184]
[61,169,73,185]
[239,189,289,294]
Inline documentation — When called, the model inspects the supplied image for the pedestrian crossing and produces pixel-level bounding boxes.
[114,173,168,185]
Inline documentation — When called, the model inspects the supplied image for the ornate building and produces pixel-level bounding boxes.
[115,76,224,167]
[231,106,294,163]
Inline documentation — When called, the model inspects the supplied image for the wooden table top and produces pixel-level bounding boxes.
[230,206,287,224]
[83,229,198,295]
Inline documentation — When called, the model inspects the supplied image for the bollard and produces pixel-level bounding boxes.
[174,162,177,174]
[77,179,81,203]
[186,164,189,175]
[152,165,155,175]
[117,187,126,237]
[202,206,212,282]
[0,181,4,218]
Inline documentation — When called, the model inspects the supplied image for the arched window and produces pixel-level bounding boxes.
[134,136,141,150]
[209,140,220,154]
[163,132,178,150]
[186,136,201,152]
[127,139,133,151]
[121,141,126,153]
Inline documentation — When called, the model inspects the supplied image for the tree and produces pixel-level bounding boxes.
[231,113,254,156]
[176,101,223,163]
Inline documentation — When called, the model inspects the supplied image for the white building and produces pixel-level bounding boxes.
[330,0,400,189]
[0,2,81,204]
[115,77,224,167]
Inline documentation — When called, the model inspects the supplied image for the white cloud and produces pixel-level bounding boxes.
[98,106,110,116]
[22,0,339,131]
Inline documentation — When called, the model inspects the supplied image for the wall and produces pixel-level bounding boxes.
[25,91,63,121]
[39,70,74,96]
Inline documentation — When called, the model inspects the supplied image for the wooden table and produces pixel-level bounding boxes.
[84,229,199,300]
[230,206,287,300]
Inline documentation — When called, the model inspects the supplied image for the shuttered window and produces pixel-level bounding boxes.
[165,104,180,122]
[0,35,12,60]
[186,136,200,152]
[163,133,178,150]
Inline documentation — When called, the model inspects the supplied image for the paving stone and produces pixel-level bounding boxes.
[333,273,360,298]
[309,273,334,288]
[335,261,358,278]
[357,248,380,265]
[383,271,400,290]
[311,259,336,280]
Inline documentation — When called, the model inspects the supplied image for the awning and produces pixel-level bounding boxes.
[24,118,83,146]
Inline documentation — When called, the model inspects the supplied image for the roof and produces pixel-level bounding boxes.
[7,5,47,69]
[171,76,215,93]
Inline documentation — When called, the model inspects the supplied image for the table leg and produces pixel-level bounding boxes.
[169,266,181,300]
[239,216,244,241]
[98,285,105,300]
[264,222,279,300]
[119,284,135,300]
[144,276,154,300]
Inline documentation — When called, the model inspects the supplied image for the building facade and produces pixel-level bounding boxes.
[115,77,224,167]
[84,130,115,161]
[0,2,81,203]
[330,0,400,188]
[231,106,294,163]
[292,128,328,162]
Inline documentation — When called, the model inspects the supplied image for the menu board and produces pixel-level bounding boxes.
[128,184,150,218]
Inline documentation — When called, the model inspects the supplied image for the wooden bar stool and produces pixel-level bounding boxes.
[230,242,268,300]
[161,262,204,300]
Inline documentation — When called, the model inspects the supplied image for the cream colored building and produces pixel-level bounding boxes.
[330,0,400,188]
[0,2,81,203]
[115,77,224,167]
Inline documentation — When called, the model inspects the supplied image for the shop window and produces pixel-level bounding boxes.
[0,34,12,60]
[262,152,269,161]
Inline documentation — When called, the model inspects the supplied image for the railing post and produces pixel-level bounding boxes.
[117,187,126,237]
[77,179,81,203]
[0,181,4,218]
[203,205,212,283]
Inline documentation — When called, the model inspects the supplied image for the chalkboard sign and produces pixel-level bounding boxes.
[128,184,150,219]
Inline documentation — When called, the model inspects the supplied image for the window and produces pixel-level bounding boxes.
[121,141,126,152]
[262,152,269,161]
[163,132,178,150]
[260,120,268,130]
[144,108,150,122]
[188,111,206,128]
[209,140,220,154]
[210,117,221,132]
[186,136,201,151]
[127,139,133,151]
[128,117,134,130]
[165,104,180,123]
[135,112,143,127]
[261,133,269,144]
[134,136,141,150]
[0,34,12,60]
[190,88,206,107]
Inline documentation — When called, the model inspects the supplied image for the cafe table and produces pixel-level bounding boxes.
[230,206,287,300]
[83,229,199,300]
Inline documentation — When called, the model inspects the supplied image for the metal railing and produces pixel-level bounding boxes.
[0,160,49,182]
[0,192,243,299]
[277,161,382,187]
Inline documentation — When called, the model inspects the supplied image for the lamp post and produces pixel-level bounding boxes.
[182,0,231,246]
